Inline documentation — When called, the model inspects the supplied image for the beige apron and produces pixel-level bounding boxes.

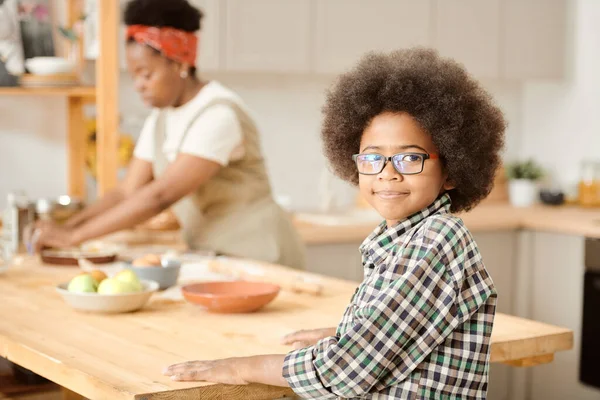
[152,98,305,270]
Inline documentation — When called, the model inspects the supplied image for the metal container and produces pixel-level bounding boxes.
[35,195,84,224]
[2,192,35,257]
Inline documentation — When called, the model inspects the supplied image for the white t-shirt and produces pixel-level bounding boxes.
[133,81,246,166]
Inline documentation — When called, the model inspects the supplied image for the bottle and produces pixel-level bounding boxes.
[2,193,19,261]
[579,161,600,207]
[2,192,33,258]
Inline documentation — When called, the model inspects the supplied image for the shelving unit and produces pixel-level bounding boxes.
[0,86,95,97]
[0,0,119,200]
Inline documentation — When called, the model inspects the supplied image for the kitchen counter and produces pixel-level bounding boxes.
[294,203,600,244]
[0,256,573,399]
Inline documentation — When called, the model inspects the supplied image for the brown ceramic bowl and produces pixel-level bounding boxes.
[181,281,280,313]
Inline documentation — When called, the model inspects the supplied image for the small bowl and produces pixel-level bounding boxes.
[125,262,181,290]
[56,279,159,313]
[25,57,74,75]
[539,189,565,206]
[181,281,280,313]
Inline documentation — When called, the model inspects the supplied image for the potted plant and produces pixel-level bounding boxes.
[505,159,544,207]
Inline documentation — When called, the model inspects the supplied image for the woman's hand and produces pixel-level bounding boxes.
[163,358,248,384]
[281,327,337,349]
[24,220,79,253]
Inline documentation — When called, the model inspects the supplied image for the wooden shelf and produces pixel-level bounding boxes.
[0,86,96,98]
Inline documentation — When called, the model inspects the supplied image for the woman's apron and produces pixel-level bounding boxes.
[152,98,305,270]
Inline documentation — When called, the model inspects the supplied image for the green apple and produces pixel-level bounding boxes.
[67,274,97,293]
[114,269,143,292]
[97,278,137,295]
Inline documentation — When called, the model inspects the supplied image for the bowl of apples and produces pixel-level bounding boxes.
[56,269,159,313]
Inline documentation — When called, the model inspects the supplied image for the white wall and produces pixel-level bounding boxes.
[0,96,68,202]
[520,0,600,196]
[1,1,594,212]
[115,71,522,212]
[0,70,523,211]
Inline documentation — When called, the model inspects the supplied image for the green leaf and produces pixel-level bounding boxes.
[505,159,544,180]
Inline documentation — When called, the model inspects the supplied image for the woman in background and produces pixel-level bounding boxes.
[27,0,305,269]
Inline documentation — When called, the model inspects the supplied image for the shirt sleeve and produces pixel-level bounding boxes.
[282,220,495,399]
[133,111,157,162]
[178,104,244,166]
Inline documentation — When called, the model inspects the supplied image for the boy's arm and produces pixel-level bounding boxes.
[163,355,289,387]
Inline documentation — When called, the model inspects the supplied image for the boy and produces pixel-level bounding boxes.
[163,48,506,399]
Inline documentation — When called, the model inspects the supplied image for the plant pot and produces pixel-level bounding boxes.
[508,179,538,207]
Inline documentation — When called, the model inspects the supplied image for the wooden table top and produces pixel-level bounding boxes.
[0,256,573,399]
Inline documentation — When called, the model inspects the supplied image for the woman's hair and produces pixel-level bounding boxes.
[321,48,506,213]
[124,0,203,75]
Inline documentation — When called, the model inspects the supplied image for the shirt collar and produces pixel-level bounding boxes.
[359,193,452,263]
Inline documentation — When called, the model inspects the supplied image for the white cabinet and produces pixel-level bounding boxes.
[305,242,364,283]
[435,0,501,79]
[313,0,432,74]
[116,0,569,81]
[223,0,311,72]
[473,232,518,400]
[502,0,568,80]
[190,0,222,71]
[524,233,599,400]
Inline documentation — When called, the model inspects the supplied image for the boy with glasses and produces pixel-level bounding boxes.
[164,48,506,399]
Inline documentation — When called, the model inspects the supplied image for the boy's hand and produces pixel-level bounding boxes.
[163,355,289,387]
[281,327,337,349]
[163,358,248,384]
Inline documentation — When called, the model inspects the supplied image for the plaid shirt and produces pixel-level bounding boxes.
[283,194,497,399]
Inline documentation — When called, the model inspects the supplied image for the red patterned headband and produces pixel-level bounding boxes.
[126,25,198,67]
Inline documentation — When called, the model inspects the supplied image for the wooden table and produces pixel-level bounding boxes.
[0,256,573,399]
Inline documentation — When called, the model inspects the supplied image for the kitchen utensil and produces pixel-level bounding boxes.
[24,57,74,75]
[539,189,565,206]
[2,192,35,257]
[181,281,280,313]
[35,196,84,224]
[56,279,158,313]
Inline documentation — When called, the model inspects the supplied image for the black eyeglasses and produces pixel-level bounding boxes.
[352,152,439,175]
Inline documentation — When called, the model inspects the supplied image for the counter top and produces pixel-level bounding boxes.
[293,203,600,244]
[0,256,573,399]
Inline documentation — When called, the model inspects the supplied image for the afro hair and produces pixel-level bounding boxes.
[321,48,506,213]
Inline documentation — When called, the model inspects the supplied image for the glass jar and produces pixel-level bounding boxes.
[579,160,600,207]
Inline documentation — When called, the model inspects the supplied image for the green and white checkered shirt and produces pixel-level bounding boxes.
[283,194,497,399]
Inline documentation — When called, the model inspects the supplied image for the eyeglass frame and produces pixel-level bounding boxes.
[351,152,440,175]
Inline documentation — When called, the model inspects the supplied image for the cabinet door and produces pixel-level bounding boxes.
[190,0,222,71]
[435,0,500,79]
[224,0,311,72]
[313,0,432,74]
[305,243,364,283]
[502,0,568,80]
[526,233,597,400]
[473,232,517,400]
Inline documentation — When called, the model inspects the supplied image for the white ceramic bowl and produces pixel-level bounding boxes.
[56,280,159,313]
[25,57,75,75]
